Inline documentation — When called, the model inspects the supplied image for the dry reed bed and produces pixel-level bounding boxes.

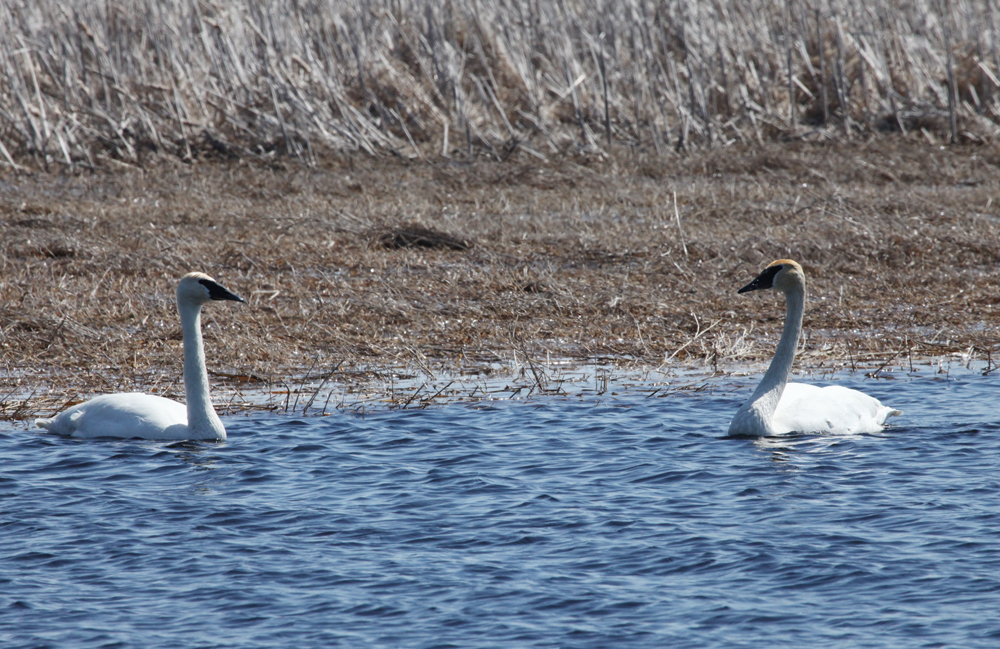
[3,0,1000,171]
[2,138,1000,419]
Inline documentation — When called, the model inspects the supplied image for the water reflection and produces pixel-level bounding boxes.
[747,431,886,469]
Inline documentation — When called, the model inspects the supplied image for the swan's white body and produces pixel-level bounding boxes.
[728,260,901,436]
[35,273,245,441]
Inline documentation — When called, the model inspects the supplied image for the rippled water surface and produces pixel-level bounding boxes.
[3,367,999,648]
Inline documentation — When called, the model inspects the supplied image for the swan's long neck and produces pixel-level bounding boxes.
[743,284,805,430]
[179,299,224,437]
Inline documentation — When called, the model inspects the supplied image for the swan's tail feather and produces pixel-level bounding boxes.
[878,407,903,426]
[35,418,54,430]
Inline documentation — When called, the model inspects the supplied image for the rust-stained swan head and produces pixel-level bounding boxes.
[738,259,804,294]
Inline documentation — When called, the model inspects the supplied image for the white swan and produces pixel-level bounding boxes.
[727,259,901,436]
[35,272,245,441]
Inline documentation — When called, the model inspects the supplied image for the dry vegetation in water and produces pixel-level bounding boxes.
[3,137,1000,419]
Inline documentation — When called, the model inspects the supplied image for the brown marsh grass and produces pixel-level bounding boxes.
[3,138,1000,419]
[4,1,1000,419]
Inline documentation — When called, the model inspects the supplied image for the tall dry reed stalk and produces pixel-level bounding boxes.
[2,0,999,168]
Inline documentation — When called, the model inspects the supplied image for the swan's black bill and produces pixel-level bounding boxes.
[738,264,782,293]
[199,278,246,303]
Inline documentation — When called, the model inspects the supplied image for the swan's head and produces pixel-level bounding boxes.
[738,259,805,294]
[177,272,246,306]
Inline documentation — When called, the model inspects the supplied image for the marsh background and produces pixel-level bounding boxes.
[2,0,1000,411]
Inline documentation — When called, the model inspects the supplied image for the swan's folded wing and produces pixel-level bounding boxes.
[38,393,188,439]
[772,383,901,435]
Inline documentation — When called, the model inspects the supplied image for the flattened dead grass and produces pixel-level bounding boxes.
[3,138,1000,419]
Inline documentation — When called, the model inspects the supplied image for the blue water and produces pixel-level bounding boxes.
[2,367,999,648]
